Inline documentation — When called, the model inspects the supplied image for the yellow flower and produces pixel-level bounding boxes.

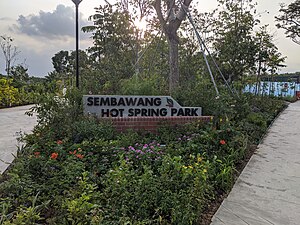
[197,157,202,163]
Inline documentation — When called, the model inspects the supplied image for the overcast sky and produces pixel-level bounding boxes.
[0,0,298,77]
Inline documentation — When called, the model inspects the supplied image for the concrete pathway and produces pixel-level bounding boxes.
[211,101,300,225]
[0,105,37,174]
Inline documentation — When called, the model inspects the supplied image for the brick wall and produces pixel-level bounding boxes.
[100,116,213,133]
[296,91,300,100]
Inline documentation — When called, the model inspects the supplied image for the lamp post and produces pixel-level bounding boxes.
[72,0,82,88]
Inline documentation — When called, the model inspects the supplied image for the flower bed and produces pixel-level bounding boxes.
[0,92,286,224]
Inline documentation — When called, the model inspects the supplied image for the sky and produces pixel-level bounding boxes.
[0,0,298,77]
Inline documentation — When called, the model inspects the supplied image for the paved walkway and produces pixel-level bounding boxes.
[0,105,37,174]
[211,101,300,225]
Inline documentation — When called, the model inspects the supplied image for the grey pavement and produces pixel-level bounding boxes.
[0,105,37,174]
[211,101,300,225]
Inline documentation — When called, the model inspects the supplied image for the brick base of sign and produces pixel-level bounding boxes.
[296,91,300,100]
[100,116,213,133]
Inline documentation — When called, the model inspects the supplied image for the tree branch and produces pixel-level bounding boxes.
[287,19,300,27]
[153,0,167,34]
[173,0,192,30]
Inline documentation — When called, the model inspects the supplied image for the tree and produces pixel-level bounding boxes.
[0,35,20,77]
[254,25,286,95]
[275,0,300,45]
[52,50,71,74]
[49,50,89,88]
[211,0,258,82]
[255,25,286,76]
[82,3,137,93]
[153,0,192,92]
[48,50,72,87]
[10,64,30,88]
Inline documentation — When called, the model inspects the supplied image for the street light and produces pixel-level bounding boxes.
[72,0,82,88]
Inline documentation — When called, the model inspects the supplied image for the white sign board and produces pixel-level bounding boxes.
[83,95,202,117]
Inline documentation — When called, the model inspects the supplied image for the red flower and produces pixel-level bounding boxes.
[34,152,40,158]
[50,152,58,160]
[57,140,63,145]
[69,150,77,155]
[76,154,84,159]
[220,140,226,145]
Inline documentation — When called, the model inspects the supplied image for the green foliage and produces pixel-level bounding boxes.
[236,95,286,143]
[0,193,49,225]
[246,113,267,128]
[212,156,235,191]
[212,0,257,82]
[70,118,115,143]
[0,75,46,108]
[206,0,286,83]
[255,25,286,76]
[26,88,83,140]
[173,77,235,118]
[119,75,167,96]
[82,3,136,93]
[100,154,211,224]
[0,78,18,107]
[48,50,90,90]
[275,0,300,45]
[0,76,287,224]
[0,4,291,224]
[63,172,102,224]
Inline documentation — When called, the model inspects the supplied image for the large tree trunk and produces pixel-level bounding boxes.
[154,0,192,94]
[167,31,179,93]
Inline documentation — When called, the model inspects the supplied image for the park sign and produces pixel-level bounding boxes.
[83,95,202,117]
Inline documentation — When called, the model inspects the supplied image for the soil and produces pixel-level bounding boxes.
[198,144,258,225]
